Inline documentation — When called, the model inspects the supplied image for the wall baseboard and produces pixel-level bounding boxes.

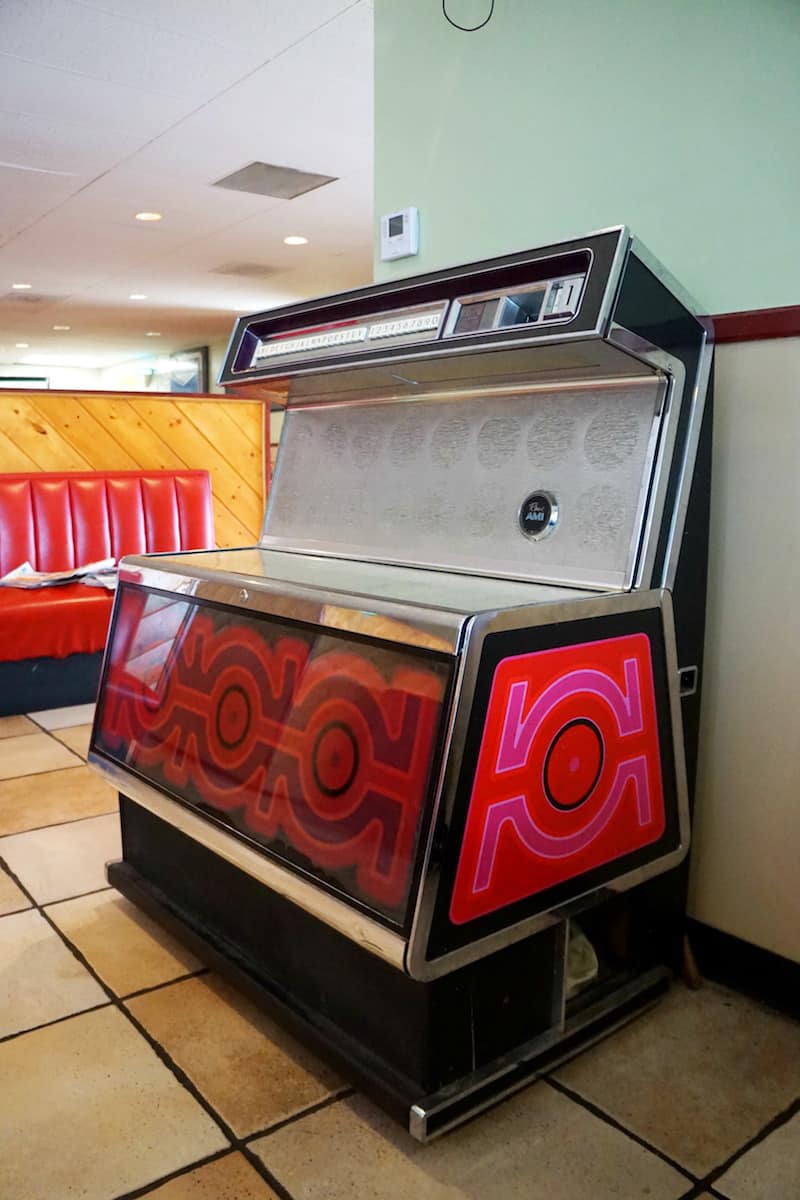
[712,305,800,344]
[686,918,800,1020]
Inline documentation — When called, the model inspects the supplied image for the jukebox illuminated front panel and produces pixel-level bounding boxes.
[94,583,451,926]
[424,601,685,964]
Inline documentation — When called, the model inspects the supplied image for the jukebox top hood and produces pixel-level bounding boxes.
[221,225,711,595]
[91,227,712,982]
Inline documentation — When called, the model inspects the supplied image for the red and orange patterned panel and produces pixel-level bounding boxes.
[94,585,450,924]
[450,632,666,925]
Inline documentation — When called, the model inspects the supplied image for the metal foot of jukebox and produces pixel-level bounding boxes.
[90,226,713,1140]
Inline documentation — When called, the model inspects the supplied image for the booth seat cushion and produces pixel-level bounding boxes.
[0,470,214,576]
[0,469,214,665]
[0,585,112,662]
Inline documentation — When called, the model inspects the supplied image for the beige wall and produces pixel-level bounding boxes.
[688,337,800,962]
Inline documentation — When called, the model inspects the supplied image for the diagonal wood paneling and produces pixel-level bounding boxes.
[0,389,267,548]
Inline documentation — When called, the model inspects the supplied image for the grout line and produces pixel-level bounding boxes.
[0,1000,112,1046]
[692,1094,800,1192]
[544,1077,697,1182]
[0,851,302,1199]
[121,967,210,1001]
[1,808,118,839]
[108,1146,234,1200]
[244,1088,355,1143]
[0,759,84,781]
[43,883,114,905]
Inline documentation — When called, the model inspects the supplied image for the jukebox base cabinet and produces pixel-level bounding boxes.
[93,580,692,1139]
[111,798,672,1140]
[90,228,712,1139]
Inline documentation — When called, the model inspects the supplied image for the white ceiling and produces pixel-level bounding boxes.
[0,0,374,371]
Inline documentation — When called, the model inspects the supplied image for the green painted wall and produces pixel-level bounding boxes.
[374,0,800,313]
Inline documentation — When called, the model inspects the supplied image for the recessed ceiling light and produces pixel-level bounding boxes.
[135,211,162,222]
[129,293,147,300]
[15,342,29,348]
[145,331,161,337]
[283,235,308,246]
[53,324,71,331]
[12,282,32,289]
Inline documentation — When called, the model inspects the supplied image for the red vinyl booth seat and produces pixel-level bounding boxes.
[0,470,215,664]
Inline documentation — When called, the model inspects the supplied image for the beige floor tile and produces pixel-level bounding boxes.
[0,764,117,836]
[0,731,81,779]
[553,983,800,1176]
[716,1112,800,1199]
[0,1006,227,1200]
[252,1086,688,1200]
[52,722,93,759]
[29,702,96,730]
[139,1152,279,1199]
[47,889,202,997]
[0,907,107,1037]
[128,975,344,1137]
[0,715,38,739]
[0,812,120,903]
[0,865,30,915]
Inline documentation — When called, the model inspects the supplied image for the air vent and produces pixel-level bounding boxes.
[212,161,336,200]
[209,262,280,279]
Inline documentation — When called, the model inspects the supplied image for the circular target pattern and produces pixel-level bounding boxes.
[312,721,360,797]
[215,684,252,751]
[543,718,604,811]
[205,668,262,770]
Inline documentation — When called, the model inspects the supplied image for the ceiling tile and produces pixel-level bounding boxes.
[0,0,374,367]
[70,0,358,54]
[0,110,145,175]
[0,58,193,137]
[0,0,261,100]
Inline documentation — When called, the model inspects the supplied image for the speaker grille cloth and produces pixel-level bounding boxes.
[265,381,663,589]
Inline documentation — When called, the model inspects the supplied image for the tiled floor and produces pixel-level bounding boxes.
[0,705,798,1200]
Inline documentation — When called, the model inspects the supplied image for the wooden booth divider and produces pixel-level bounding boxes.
[0,389,270,548]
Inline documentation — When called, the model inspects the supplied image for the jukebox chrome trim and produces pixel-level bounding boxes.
[405,588,690,981]
[440,250,594,340]
[661,317,714,589]
[116,558,468,654]
[408,963,669,1140]
[92,757,407,970]
[221,228,632,389]
[629,235,705,321]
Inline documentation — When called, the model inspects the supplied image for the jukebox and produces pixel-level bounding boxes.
[90,227,713,1139]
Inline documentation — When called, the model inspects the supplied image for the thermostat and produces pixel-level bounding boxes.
[380,207,419,261]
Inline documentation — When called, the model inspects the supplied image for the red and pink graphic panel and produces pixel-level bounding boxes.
[450,633,665,925]
[94,585,450,924]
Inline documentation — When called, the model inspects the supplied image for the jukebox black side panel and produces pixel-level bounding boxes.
[93,582,452,931]
[416,593,688,973]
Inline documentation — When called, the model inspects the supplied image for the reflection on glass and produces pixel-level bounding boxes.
[95,584,450,925]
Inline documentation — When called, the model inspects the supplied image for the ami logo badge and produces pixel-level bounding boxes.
[450,633,666,925]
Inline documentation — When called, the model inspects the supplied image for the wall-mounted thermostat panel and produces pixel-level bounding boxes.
[380,207,420,261]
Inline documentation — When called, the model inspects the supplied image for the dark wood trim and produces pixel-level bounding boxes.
[686,918,800,1019]
[711,305,800,344]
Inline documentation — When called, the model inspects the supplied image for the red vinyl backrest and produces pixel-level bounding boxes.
[0,470,215,575]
